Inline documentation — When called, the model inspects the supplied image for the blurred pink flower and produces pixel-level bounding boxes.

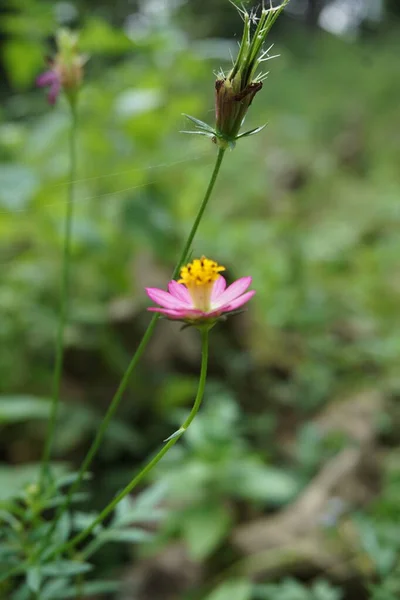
[146,256,255,325]
[36,30,85,105]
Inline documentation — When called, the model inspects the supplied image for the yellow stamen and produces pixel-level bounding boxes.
[178,256,225,286]
[178,256,226,311]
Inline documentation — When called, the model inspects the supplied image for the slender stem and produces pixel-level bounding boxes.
[173,147,226,273]
[0,138,223,590]
[40,101,77,486]
[47,147,225,534]
[52,328,209,558]
[181,332,209,431]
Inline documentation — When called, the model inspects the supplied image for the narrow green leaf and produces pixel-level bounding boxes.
[99,528,153,544]
[27,567,42,593]
[235,123,267,139]
[41,561,92,577]
[73,511,102,533]
[0,396,50,423]
[54,512,71,545]
[180,130,215,137]
[164,427,185,441]
[43,492,88,509]
[112,482,167,526]
[57,580,120,598]
[182,502,232,560]
[55,471,92,489]
[0,463,68,502]
[206,579,252,600]
[0,509,20,529]
[41,578,68,600]
[182,113,215,133]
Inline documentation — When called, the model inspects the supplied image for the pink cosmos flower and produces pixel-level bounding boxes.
[36,30,85,105]
[146,256,255,324]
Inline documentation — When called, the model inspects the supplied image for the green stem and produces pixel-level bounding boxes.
[47,147,225,531]
[173,147,226,273]
[40,101,77,486]
[0,145,224,589]
[54,328,209,558]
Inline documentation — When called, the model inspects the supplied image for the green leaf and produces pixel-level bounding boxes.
[112,482,167,526]
[99,528,153,544]
[9,581,31,600]
[0,509,20,528]
[41,561,92,577]
[164,427,185,441]
[313,579,344,600]
[54,471,92,489]
[356,518,397,576]
[254,578,344,600]
[54,513,71,546]
[0,463,68,501]
[181,502,232,560]
[182,113,216,133]
[56,580,120,598]
[42,578,120,599]
[180,130,215,137]
[206,579,252,600]
[0,395,50,423]
[73,511,102,533]
[233,460,299,504]
[235,123,268,139]
[27,567,42,594]
[43,492,88,510]
[41,578,68,600]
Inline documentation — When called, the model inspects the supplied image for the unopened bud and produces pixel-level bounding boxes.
[182,1,289,149]
[215,78,262,149]
[37,28,86,106]
[55,30,84,96]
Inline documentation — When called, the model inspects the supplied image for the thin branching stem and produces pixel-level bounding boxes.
[51,327,209,558]
[40,101,77,487]
[41,147,226,551]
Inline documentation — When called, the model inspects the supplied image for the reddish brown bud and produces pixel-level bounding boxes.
[215,78,263,148]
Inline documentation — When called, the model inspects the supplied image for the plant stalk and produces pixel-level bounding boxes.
[40,101,77,486]
[45,147,225,544]
[53,328,209,558]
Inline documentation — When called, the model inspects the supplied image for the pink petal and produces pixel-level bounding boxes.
[147,307,203,319]
[212,276,252,309]
[145,287,188,310]
[36,70,59,87]
[147,308,186,319]
[48,81,61,105]
[221,290,256,312]
[203,308,224,318]
[168,280,191,304]
[211,276,226,302]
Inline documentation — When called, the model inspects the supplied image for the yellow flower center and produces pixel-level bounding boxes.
[178,256,225,311]
[178,256,225,286]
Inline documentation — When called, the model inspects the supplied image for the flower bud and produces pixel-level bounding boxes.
[215,77,262,149]
[182,1,289,149]
[37,28,85,106]
[55,29,84,97]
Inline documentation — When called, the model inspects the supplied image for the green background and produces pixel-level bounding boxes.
[0,0,399,598]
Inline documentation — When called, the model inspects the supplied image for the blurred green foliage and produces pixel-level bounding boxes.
[1,0,400,598]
